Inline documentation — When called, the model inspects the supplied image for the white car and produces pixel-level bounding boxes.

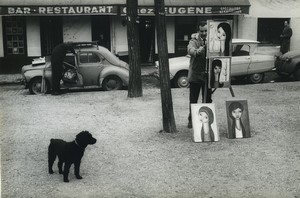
[156,39,275,87]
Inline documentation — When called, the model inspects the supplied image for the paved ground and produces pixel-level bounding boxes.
[1,78,300,197]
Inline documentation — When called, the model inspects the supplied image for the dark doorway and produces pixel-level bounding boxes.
[139,17,155,65]
[91,16,111,50]
[40,17,63,56]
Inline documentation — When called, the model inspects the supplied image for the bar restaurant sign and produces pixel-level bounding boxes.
[0,5,118,15]
[120,6,249,15]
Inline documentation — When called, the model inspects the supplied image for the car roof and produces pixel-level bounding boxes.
[232,39,260,44]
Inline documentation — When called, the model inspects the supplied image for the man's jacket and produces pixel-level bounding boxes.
[187,33,207,82]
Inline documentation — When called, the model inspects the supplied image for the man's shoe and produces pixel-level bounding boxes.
[187,120,192,128]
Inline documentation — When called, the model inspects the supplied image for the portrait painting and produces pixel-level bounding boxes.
[191,103,219,142]
[226,100,251,139]
[207,20,233,57]
[208,57,231,88]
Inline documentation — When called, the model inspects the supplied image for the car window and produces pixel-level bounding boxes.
[232,44,250,56]
[79,52,101,63]
[65,55,76,66]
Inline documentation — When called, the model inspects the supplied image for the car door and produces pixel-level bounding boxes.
[231,44,251,77]
[78,52,104,86]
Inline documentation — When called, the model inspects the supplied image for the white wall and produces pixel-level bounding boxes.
[237,15,257,41]
[26,17,41,56]
[63,16,92,42]
[290,18,300,51]
[113,16,128,55]
[0,17,3,57]
[249,0,300,17]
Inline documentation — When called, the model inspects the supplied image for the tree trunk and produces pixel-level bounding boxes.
[126,0,143,98]
[154,0,176,133]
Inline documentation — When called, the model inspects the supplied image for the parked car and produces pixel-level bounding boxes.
[155,39,275,88]
[21,42,129,94]
[275,50,300,81]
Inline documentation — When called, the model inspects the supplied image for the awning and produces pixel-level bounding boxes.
[121,0,251,16]
[0,5,119,16]
[0,0,250,16]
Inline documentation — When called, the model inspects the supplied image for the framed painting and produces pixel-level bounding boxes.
[208,57,231,88]
[191,103,219,142]
[226,100,251,139]
[207,20,233,57]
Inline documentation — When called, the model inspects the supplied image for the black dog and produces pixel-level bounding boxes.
[48,131,97,182]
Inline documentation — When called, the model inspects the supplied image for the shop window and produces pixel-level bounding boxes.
[175,17,197,56]
[4,17,26,55]
[257,18,289,45]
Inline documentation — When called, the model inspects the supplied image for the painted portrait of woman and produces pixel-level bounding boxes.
[208,20,232,57]
[191,104,219,142]
[217,22,232,56]
[210,59,224,88]
[209,57,231,88]
[226,100,251,139]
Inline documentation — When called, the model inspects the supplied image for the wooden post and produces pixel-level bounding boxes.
[155,0,176,133]
[126,0,143,98]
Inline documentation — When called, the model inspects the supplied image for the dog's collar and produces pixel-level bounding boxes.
[75,140,85,149]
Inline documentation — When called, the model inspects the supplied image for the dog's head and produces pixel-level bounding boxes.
[75,131,97,148]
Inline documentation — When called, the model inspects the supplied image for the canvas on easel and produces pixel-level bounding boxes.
[191,103,219,142]
[226,100,251,139]
[207,20,233,57]
[208,57,231,88]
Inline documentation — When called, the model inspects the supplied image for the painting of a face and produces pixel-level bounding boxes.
[191,103,219,142]
[217,26,226,41]
[214,65,221,74]
[207,20,232,57]
[208,57,231,88]
[226,100,251,139]
[199,111,209,123]
[231,108,243,120]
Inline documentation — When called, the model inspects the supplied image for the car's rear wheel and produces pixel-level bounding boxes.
[102,75,123,91]
[173,71,189,88]
[29,77,49,95]
[248,73,264,83]
[294,68,300,81]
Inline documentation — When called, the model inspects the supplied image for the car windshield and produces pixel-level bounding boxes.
[232,44,250,56]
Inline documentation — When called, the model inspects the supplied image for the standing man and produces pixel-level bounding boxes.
[187,22,212,128]
[280,20,293,54]
[51,43,75,95]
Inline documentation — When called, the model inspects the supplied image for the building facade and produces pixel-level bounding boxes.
[0,0,299,73]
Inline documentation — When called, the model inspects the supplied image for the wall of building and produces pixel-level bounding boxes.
[26,17,41,56]
[238,0,300,51]
[0,16,3,57]
[63,16,92,42]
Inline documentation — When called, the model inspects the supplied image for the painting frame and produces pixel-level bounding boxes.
[208,57,231,88]
[207,20,233,58]
[226,100,251,139]
[191,103,219,143]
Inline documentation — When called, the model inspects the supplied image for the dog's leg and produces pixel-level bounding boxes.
[63,162,72,182]
[58,160,63,174]
[74,161,83,179]
[48,145,56,174]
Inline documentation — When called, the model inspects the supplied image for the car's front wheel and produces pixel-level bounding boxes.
[29,77,49,95]
[248,73,264,83]
[173,71,189,88]
[102,75,123,91]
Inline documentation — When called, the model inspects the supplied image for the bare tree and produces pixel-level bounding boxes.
[126,0,143,98]
[154,0,176,133]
